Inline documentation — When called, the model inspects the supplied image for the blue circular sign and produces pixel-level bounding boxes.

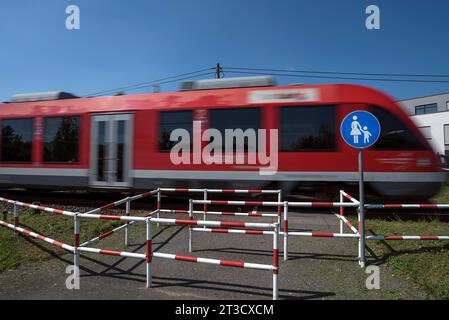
[340,110,381,149]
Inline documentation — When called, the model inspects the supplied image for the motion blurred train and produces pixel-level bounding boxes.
[0,76,446,199]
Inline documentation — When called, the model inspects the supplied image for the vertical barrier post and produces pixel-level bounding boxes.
[273,223,279,300]
[203,189,208,222]
[188,199,193,252]
[146,218,152,288]
[156,189,161,228]
[283,201,288,261]
[74,213,80,286]
[13,202,19,235]
[358,150,366,268]
[277,191,282,225]
[339,191,344,234]
[125,197,130,246]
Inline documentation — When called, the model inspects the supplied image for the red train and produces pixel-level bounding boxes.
[0,76,445,199]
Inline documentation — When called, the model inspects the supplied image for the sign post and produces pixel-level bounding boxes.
[340,110,381,268]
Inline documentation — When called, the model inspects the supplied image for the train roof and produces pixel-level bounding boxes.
[0,82,397,118]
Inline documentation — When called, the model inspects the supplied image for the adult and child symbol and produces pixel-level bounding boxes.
[350,116,372,144]
[341,111,381,149]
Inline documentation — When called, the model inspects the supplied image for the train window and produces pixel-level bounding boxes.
[43,116,80,163]
[1,118,33,163]
[209,108,260,152]
[280,105,335,151]
[371,107,427,150]
[159,110,193,152]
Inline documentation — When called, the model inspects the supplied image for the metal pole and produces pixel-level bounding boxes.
[277,191,282,225]
[188,199,193,252]
[74,213,80,285]
[273,223,279,300]
[125,198,130,246]
[146,218,152,288]
[339,191,344,234]
[358,149,366,268]
[203,189,207,223]
[283,201,288,261]
[13,202,19,235]
[156,189,161,228]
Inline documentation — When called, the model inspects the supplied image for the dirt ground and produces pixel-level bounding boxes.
[0,211,428,300]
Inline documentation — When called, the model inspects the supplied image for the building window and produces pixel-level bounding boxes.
[446,101,449,111]
[43,116,80,163]
[415,103,437,115]
[159,110,193,152]
[209,108,260,152]
[1,118,33,162]
[371,107,427,150]
[280,105,335,152]
[418,126,432,140]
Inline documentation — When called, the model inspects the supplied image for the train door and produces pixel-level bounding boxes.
[90,114,133,187]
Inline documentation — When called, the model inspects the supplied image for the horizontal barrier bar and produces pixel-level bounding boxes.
[77,213,147,222]
[0,197,75,217]
[366,235,449,240]
[153,252,274,271]
[159,188,280,194]
[150,217,276,229]
[191,227,274,235]
[159,208,277,218]
[193,200,282,206]
[288,202,359,208]
[77,246,146,259]
[366,204,449,209]
[286,231,360,238]
[193,200,358,208]
[0,220,74,251]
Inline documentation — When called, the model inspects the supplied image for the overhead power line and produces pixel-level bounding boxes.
[224,70,449,84]
[84,67,214,97]
[225,67,449,79]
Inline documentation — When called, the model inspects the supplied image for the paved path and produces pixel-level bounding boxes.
[0,211,427,300]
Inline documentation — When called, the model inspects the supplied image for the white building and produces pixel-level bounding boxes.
[399,92,449,157]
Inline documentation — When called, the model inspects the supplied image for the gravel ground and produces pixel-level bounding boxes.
[0,210,428,300]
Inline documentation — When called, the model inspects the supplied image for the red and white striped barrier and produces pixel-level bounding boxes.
[158,208,277,218]
[192,227,274,235]
[151,217,275,229]
[79,210,158,248]
[157,187,282,229]
[366,204,449,209]
[340,190,360,204]
[84,190,158,215]
[334,213,359,235]
[159,188,280,194]
[366,235,449,241]
[287,231,359,239]
[0,196,76,217]
[0,220,73,251]
[153,252,275,271]
[193,199,358,208]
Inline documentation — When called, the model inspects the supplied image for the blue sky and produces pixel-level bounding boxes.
[1,0,449,102]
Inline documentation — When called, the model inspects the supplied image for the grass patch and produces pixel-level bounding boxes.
[0,207,121,273]
[431,183,449,204]
[350,216,449,299]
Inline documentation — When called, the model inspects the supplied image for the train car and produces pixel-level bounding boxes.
[0,76,445,199]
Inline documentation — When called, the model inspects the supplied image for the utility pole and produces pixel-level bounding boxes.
[216,63,221,79]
